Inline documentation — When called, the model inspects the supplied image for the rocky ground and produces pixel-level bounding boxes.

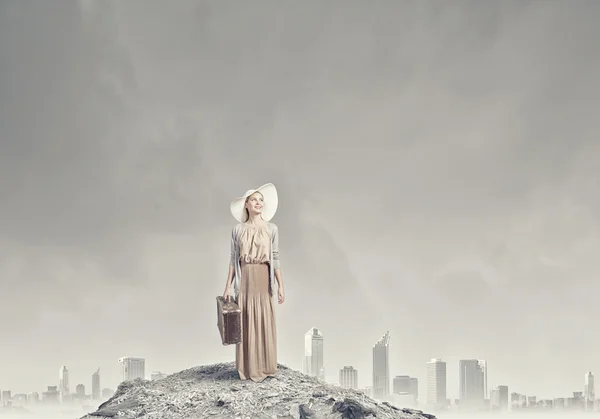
[80,362,436,419]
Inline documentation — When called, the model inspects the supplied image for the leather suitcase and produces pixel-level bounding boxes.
[216,296,242,345]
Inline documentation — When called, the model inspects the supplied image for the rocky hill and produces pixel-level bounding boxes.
[80,362,436,419]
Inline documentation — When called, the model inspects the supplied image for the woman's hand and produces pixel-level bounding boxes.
[277,287,285,304]
[223,285,231,302]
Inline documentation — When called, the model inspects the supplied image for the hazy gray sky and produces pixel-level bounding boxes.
[1,0,599,401]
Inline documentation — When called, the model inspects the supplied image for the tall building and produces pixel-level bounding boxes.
[491,388,499,407]
[410,377,419,403]
[75,384,85,397]
[372,331,390,401]
[42,386,59,404]
[426,358,447,408]
[92,368,100,400]
[303,328,324,381]
[498,385,509,410]
[339,366,358,389]
[1,390,12,405]
[27,392,40,404]
[118,357,146,381]
[490,385,509,410]
[511,392,526,409]
[585,371,595,401]
[478,360,488,400]
[459,359,485,407]
[393,375,418,404]
[393,375,412,394]
[59,366,69,396]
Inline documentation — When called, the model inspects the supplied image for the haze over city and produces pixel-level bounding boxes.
[1,0,599,418]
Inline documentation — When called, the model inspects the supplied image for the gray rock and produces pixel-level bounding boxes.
[333,398,376,418]
[79,362,436,419]
[299,403,315,418]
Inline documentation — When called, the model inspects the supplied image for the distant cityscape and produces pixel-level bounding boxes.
[0,357,168,411]
[303,328,598,413]
[1,332,597,414]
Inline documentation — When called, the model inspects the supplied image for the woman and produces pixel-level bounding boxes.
[223,183,285,382]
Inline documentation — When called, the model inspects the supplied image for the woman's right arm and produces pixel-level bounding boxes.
[224,227,237,293]
[224,264,235,290]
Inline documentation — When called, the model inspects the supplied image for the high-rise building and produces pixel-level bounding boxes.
[118,357,146,381]
[491,385,508,410]
[491,388,499,407]
[511,392,526,409]
[478,360,488,400]
[372,331,390,401]
[410,377,419,403]
[585,371,595,401]
[92,368,100,400]
[459,359,485,407]
[1,390,12,406]
[393,375,418,404]
[339,366,358,389]
[27,392,39,404]
[393,375,411,394]
[303,328,324,381]
[42,386,59,404]
[498,385,509,410]
[426,358,446,408]
[75,384,85,397]
[59,366,69,396]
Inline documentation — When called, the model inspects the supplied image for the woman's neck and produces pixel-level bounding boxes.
[246,214,265,225]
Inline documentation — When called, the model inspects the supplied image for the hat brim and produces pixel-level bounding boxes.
[230,183,278,223]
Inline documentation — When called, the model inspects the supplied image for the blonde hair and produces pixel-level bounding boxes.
[244,191,264,221]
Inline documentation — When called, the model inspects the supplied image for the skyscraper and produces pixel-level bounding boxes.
[303,328,324,381]
[118,357,146,381]
[372,331,390,401]
[392,375,418,404]
[58,366,69,395]
[498,385,509,410]
[393,376,412,394]
[410,377,419,403]
[478,360,488,400]
[585,371,595,401]
[426,358,446,408]
[459,359,485,407]
[339,366,358,389]
[75,384,85,397]
[91,368,100,400]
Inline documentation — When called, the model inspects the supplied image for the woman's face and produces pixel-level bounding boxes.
[245,192,264,216]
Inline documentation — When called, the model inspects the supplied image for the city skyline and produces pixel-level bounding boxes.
[1,0,600,404]
[1,354,596,413]
[2,334,596,410]
[0,357,168,407]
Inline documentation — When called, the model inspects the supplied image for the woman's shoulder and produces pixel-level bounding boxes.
[233,222,278,232]
[232,223,244,234]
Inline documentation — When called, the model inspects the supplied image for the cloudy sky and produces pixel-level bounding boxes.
[1,0,599,401]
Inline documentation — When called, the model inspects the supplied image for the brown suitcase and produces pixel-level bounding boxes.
[216,296,242,345]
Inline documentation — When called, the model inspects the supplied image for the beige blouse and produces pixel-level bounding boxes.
[238,223,271,264]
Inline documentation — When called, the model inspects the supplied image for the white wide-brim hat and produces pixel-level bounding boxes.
[230,183,278,223]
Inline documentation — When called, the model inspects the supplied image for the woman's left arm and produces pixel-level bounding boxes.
[272,224,284,296]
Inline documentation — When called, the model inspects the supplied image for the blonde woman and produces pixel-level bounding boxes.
[223,183,285,381]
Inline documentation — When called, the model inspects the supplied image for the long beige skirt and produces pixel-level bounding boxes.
[235,263,277,381]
